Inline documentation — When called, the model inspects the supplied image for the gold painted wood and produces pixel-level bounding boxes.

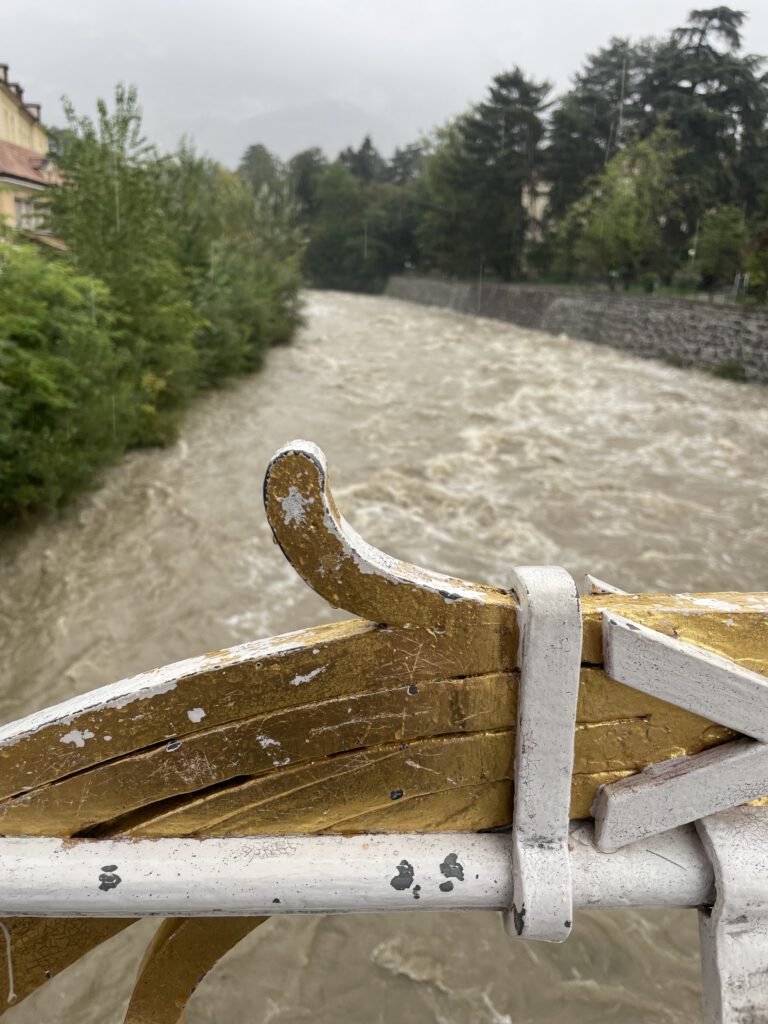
[0,440,766,1022]
[0,667,735,838]
[0,918,132,1008]
[0,619,513,802]
[123,918,266,1024]
[0,673,515,837]
[580,592,768,669]
[264,441,514,632]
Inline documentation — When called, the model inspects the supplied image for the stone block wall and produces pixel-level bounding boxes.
[386,276,768,383]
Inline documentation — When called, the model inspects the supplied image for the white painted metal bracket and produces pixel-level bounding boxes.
[697,806,768,1024]
[504,566,582,942]
[593,738,768,851]
[584,574,628,596]
[593,611,768,852]
[603,612,768,742]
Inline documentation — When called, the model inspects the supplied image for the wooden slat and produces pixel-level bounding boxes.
[123,918,265,1024]
[0,918,133,1010]
[0,618,510,801]
[0,673,515,836]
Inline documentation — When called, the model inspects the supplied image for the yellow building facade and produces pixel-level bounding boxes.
[0,63,58,233]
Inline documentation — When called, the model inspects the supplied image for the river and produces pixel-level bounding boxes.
[2,290,767,1023]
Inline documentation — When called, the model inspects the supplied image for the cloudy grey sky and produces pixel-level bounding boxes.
[5,1,768,166]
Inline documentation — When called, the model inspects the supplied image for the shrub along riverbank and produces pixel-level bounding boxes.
[0,86,304,522]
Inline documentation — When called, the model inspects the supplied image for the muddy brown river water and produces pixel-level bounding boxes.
[2,291,768,1023]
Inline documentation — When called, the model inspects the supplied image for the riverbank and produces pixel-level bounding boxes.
[386,276,768,383]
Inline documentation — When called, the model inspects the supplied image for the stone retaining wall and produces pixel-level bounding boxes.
[386,276,768,383]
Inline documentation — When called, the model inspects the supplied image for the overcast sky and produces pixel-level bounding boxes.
[5,1,768,166]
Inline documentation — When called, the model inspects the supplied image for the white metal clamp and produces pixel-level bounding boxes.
[588,603,768,1023]
[504,566,582,942]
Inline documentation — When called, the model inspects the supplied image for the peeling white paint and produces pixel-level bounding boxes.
[405,758,441,775]
[59,729,95,748]
[688,597,742,613]
[257,735,280,749]
[186,708,206,724]
[281,486,313,526]
[289,666,326,687]
[0,625,344,752]
[272,756,291,767]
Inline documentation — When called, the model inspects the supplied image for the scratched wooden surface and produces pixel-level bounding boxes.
[0,441,765,1022]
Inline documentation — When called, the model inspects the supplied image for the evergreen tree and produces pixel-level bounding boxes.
[287,147,327,223]
[338,135,387,184]
[303,163,370,290]
[639,8,767,221]
[238,143,283,196]
[546,38,650,219]
[385,143,424,186]
[420,69,550,280]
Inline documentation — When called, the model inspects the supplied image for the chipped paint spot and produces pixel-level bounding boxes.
[688,597,742,613]
[405,759,440,775]
[272,756,291,767]
[281,486,313,525]
[98,865,121,892]
[103,735,112,741]
[439,880,454,893]
[186,707,206,723]
[59,729,95,748]
[389,860,414,890]
[439,853,465,881]
[258,735,280,749]
[289,666,326,687]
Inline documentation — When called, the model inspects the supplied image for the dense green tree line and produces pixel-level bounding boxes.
[0,86,303,521]
[246,6,768,297]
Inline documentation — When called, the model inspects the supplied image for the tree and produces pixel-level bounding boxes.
[696,205,746,291]
[303,163,370,290]
[238,143,283,197]
[638,7,767,222]
[546,38,650,220]
[338,135,387,185]
[49,85,201,445]
[0,242,130,517]
[287,147,327,223]
[744,220,768,301]
[419,69,551,280]
[385,143,424,186]
[555,126,684,286]
[165,143,304,386]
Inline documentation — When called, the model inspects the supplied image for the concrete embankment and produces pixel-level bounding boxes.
[387,276,768,383]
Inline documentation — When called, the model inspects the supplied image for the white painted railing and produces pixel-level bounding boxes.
[0,824,713,918]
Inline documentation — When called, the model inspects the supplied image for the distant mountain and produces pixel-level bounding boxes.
[158,98,402,166]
